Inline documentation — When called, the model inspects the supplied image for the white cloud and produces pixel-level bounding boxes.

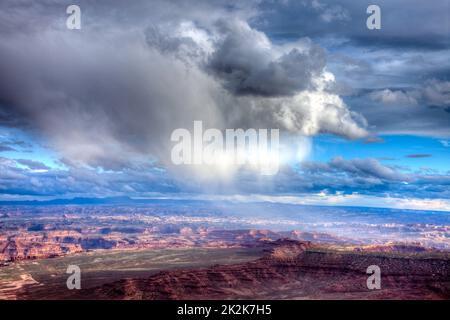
[369,89,419,106]
[369,80,450,108]
[199,192,450,212]
[440,140,450,147]
[0,8,368,182]
[310,0,350,23]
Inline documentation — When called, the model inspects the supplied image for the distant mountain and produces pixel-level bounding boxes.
[0,196,212,206]
[0,196,125,205]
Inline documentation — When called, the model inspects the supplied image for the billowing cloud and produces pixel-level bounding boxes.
[423,79,450,108]
[356,79,450,136]
[207,19,326,96]
[0,0,448,205]
[369,89,419,106]
[0,0,367,177]
[369,80,450,109]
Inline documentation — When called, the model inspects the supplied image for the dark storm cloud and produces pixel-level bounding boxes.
[0,0,448,201]
[0,0,229,170]
[254,0,450,50]
[248,1,450,137]
[207,19,326,96]
[0,0,368,174]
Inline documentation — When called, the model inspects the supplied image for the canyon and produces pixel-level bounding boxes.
[1,203,449,300]
[66,239,450,300]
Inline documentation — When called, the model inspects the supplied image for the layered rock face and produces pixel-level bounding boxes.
[0,204,356,264]
[75,240,450,300]
[0,233,83,261]
[0,226,346,263]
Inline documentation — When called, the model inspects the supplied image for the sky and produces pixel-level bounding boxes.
[0,0,449,211]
